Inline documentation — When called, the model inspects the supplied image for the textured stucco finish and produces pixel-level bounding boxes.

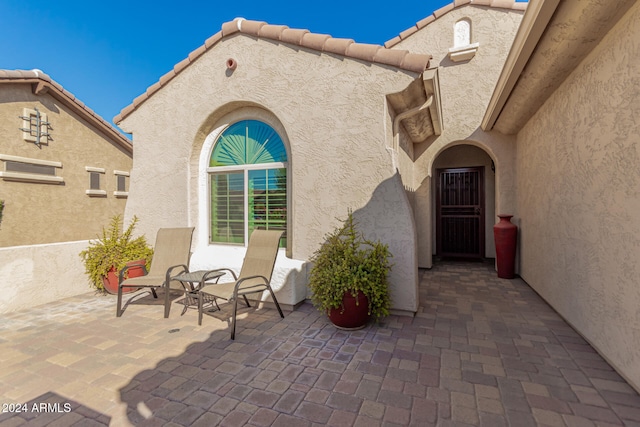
[0,241,90,313]
[495,0,637,134]
[392,6,522,267]
[516,2,640,389]
[120,35,421,312]
[0,85,132,247]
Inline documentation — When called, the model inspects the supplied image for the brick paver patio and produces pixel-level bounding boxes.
[1,260,639,426]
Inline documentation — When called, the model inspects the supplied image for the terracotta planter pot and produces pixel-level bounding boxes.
[328,290,371,330]
[102,259,146,295]
[493,214,517,279]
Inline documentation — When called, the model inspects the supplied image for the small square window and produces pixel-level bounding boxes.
[85,167,106,196]
[114,170,129,198]
[90,172,101,190]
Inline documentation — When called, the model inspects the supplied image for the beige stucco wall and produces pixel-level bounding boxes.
[119,34,421,312]
[516,2,640,389]
[392,5,522,267]
[0,86,132,247]
[0,240,91,313]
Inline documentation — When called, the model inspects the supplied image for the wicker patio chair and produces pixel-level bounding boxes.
[116,227,194,318]
[197,229,285,339]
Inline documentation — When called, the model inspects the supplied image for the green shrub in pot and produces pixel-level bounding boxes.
[308,211,391,322]
[80,215,153,292]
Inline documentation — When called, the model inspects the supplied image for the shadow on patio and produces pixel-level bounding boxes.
[1,261,639,426]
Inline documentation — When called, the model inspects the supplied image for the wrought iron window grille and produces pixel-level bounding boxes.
[19,107,51,147]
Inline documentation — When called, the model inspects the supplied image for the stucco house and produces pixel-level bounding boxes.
[115,0,639,391]
[0,69,133,311]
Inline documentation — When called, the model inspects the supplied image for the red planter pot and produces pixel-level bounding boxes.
[493,214,517,279]
[102,260,146,295]
[328,290,371,330]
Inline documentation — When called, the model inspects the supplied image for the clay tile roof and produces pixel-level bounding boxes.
[384,0,527,48]
[115,18,432,124]
[0,69,132,153]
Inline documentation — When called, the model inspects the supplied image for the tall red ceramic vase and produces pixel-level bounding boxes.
[493,215,517,279]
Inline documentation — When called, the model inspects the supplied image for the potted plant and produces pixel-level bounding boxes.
[80,215,154,294]
[308,211,392,329]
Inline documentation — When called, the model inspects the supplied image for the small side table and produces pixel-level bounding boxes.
[174,270,225,314]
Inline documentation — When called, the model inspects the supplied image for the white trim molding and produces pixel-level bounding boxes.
[448,42,479,62]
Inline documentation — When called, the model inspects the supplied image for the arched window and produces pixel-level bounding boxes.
[208,120,287,247]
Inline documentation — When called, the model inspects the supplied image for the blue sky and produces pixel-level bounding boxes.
[1,0,459,129]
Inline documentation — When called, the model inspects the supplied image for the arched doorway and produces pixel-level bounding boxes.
[432,144,496,259]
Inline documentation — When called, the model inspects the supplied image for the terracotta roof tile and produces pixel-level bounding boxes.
[346,43,380,62]
[116,18,432,123]
[240,20,267,36]
[221,20,240,37]
[399,26,418,40]
[416,15,436,30]
[323,37,355,55]
[258,24,288,40]
[434,3,455,18]
[132,93,147,108]
[301,32,332,51]
[0,69,132,152]
[401,53,433,71]
[386,0,527,47]
[146,81,162,97]
[188,44,207,61]
[204,32,222,48]
[384,36,402,48]
[159,70,176,86]
[373,48,409,67]
[281,28,309,45]
[173,57,191,74]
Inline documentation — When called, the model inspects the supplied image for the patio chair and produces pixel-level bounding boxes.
[197,229,285,339]
[116,227,195,318]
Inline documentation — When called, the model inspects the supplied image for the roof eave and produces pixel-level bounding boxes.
[0,73,133,153]
[115,18,432,125]
[480,0,560,133]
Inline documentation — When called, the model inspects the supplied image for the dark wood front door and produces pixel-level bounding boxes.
[436,167,485,258]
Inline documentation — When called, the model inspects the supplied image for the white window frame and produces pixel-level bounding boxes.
[207,162,288,246]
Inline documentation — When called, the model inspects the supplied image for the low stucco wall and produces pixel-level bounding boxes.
[0,240,91,313]
[516,2,640,390]
[189,246,309,311]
